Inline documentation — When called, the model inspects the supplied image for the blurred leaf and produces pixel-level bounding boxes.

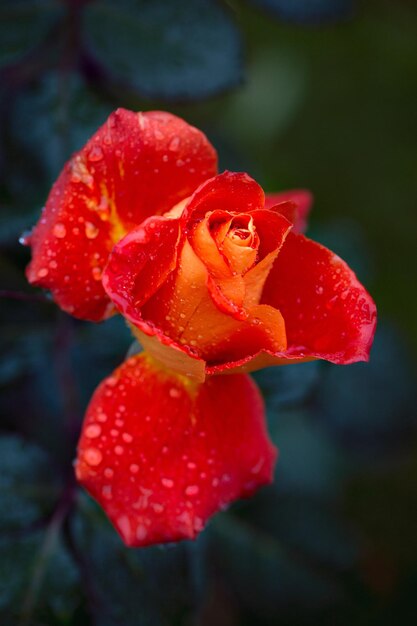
[248,0,354,24]
[83,0,244,100]
[270,409,347,498]
[71,494,195,626]
[9,72,113,187]
[211,513,342,617]
[0,0,63,68]
[243,492,360,573]
[0,434,59,530]
[253,361,321,409]
[0,435,80,624]
[316,323,417,456]
[219,45,307,157]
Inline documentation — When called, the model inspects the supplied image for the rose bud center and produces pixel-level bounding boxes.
[220,215,259,275]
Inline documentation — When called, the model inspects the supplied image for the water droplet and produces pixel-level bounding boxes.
[169,387,181,399]
[185,485,199,496]
[96,411,108,423]
[19,230,32,246]
[169,136,180,151]
[152,503,164,514]
[88,145,104,162]
[136,524,147,541]
[118,515,131,539]
[187,462,196,470]
[84,447,103,466]
[53,223,66,238]
[114,445,124,455]
[130,463,139,474]
[92,267,102,281]
[104,467,114,478]
[122,432,133,443]
[85,424,102,439]
[37,268,48,278]
[161,478,174,488]
[102,485,112,499]
[316,285,324,295]
[85,222,99,239]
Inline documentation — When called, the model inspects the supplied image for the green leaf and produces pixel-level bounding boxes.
[83,0,244,100]
[0,0,63,68]
[71,494,196,626]
[210,514,342,617]
[253,361,321,409]
[9,72,113,187]
[0,435,59,530]
[248,0,353,24]
[0,435,80,624]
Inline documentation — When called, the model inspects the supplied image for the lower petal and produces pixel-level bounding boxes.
[75,354,277,547]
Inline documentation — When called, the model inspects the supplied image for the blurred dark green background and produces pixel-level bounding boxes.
[1,0,416,624]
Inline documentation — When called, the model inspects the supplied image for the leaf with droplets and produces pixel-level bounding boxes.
[83,0,244,100]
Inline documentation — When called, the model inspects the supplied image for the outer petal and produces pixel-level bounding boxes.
[75,354,276,547]
[102,216,181,313]
[265,189,313,233]
[26,109,217,321]
[261,232,377,364]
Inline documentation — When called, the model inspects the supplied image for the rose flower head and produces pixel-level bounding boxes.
[25,109,376,547]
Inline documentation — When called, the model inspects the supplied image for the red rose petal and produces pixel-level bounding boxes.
[261,232,377,363]
[27,109,217,320]
[182,171,265,226]
[75,354,276,547]
[102,215,181,315]
[265,189,313,233]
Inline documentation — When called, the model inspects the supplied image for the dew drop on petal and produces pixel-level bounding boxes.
[85,424,102,439]
[136,524,148,540]
[37,268,48,278]
[161,478,174,488]
[84,447,102,466]
[85,222,99,239]
[114,445,124,455]
[88,145,104,162]
[92,267,102,281]
[118,515,131,539]
[53,223,67,238]
[168,136,180,151]
[104,467,114,478]
[102,485,112,499]
[130,463,139,474]
[185,485,199,496]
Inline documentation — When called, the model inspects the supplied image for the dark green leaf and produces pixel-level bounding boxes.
[253,361,321,409]
[0,0,64,68]
[248,0,353,24]
[83,0,244,100]
[71,493,197,625]
[0,435,59,530]
[0,435,80,624]
[9,72,113,186]
[316,323,417,456]
[210,514,342,617]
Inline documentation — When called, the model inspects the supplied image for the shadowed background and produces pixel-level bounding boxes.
[0,0,416,624]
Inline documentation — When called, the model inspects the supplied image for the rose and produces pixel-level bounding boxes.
[25,109,376,547]
[103,171,376,383]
